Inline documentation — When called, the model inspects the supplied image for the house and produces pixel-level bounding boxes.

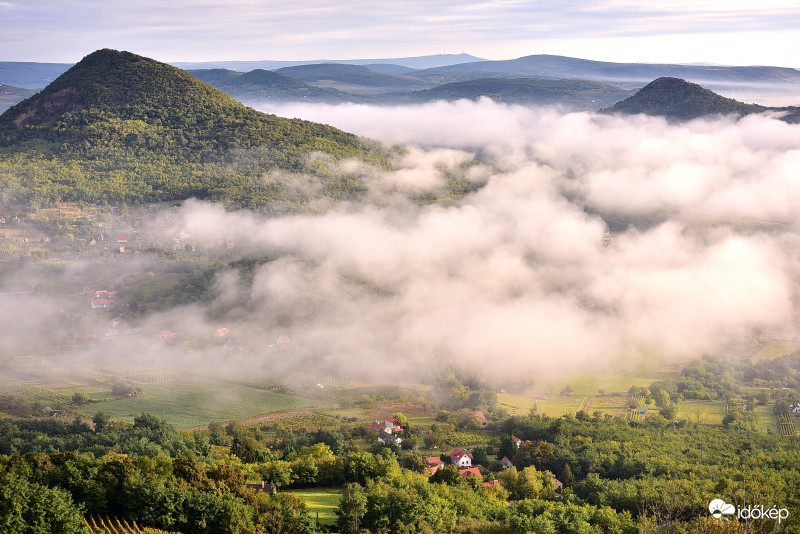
[460,467,481,478]
[368,420,385,432]
[553,478,564,492]
[447,448,473,468]
[512,436,522,448]
[634,406,649,415]
[483,479,503,488]
[160,330,178,342]
[384,417,403,431]
[426,457,445,472]
[426,457,445,475]
[116,235,128,244]
[246,481,275,493]
[791,402,800,414]
[90,298,111,309]
[215,328,229,337]
[378,430,402,446]
[500,456,513,469]
[473,411,488,426]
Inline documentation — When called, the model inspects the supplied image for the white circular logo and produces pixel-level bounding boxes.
[709,499,736,518]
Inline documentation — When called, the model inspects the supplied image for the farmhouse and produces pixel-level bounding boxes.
[426,457,445,475]
[246,481,275,494]
[460,467,481,478]
[500,457,513,469]
[791,402,800,414]
[378,430,402,446]
[448,448,473,468]
[384,416,404,431]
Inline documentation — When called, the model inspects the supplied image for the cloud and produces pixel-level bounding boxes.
[166,101,800,383]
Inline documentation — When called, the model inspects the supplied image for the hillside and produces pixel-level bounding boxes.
[602,77,769,120]
[389,77,634,110]
[189,68,356,103]
[275,63,432,94]
[0,49,387,209]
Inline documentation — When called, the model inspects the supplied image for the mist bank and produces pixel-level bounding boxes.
[175,101,800,380]
[5,100,800,386]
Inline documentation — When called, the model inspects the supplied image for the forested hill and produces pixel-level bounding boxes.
[0,49,386,209]
[602,77,771,120]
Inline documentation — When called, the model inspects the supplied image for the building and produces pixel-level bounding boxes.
[447,448,473,468]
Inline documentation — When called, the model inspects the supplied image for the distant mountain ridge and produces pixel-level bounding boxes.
[387,78,635,109]
[188,68,356,103]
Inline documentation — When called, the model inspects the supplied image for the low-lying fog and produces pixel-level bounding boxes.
[6,100,800,385]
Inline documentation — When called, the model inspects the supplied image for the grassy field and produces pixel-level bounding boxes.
[752,342,798,361]
[497,393,584,417]
[679,400,723,425]
[286,487,341,526]
[79,378,317,429]
[753,405,779,434]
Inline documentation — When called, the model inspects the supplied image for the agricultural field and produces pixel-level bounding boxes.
[752,341,799,361]
[497,392,583,417]
[679,399,724,425]
[79,378,317,429]
[286,487,341,527]
[754,405,780,434]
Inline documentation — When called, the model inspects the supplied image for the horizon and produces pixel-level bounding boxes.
[1,2,799,68]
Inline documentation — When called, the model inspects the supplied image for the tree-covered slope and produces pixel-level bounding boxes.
[0,49,386,208]
[389,77,634,110]
[275,63,432,93]
[602,77,769,120]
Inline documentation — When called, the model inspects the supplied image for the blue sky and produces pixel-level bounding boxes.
[2,1,799,67]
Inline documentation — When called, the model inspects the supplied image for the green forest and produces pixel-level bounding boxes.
[3,353,800,533]
[0,49,389,210]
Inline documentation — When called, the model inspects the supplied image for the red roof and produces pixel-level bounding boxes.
[160,330,178,341]
[385,416,402,425]
[474,411,488,424]
[460,467,482,477]
[483,479,503,488]
[426,457,445,468]
[448,448,473,462]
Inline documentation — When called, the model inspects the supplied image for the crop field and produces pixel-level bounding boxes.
[286,487,341,526]
[79,378,317,429]
[754,405,779,434]
[680,400,723,425]
[0,375,71,408]
[777,412,796,436]
[752,342,798,361]
[498,393,584,417]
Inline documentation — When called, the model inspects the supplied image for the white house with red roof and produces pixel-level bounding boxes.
[377,430,402,446]
[448,448,473,468]
[500,456,514,469]
[384,416,403,431]
[512,436,522,448]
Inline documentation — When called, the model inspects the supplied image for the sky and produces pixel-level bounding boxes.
[1,1,799,67]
